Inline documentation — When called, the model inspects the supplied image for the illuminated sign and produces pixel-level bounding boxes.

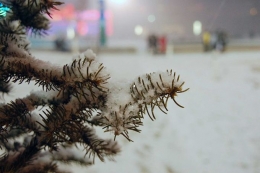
[50,4,113,37]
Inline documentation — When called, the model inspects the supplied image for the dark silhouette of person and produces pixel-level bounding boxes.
[148,34,158,54]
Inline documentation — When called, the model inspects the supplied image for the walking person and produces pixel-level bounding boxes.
[158,35,167,54]
[202,30,211,52]
[148,34,158,54]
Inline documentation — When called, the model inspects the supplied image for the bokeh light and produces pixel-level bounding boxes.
[250,7,258,16]
[134,25,143,35]
[148,15,156,23]
[193,20,202,35]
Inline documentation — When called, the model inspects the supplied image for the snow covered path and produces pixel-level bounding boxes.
[7,50,260,173]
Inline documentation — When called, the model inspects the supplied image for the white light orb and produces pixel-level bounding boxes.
[147,14,156,23]
[193,21,202,36]
[148,15,156,23]
[134,25,143,35]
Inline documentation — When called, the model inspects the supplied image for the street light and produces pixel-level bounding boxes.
[110,0,127,5]
[99,0,129,47]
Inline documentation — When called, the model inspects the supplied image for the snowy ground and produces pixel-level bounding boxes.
[5,50,260,173]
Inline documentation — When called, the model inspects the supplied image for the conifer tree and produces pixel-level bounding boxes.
[0,0,189,172]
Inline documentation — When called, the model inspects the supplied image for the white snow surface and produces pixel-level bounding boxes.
[4,50,260,173]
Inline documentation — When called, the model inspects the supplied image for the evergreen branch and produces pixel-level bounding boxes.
[79,126,120,162]
[0,136,40,172]
[35,92,106,150]
[98,71,189,139]
[52,145,93,167]
[0,0,189,171]
[38,0,64,18]
[0,128,27,149]
[20,162,63,173]
[0,78,12,95]
[0,100,41,138]
[13,0,64,17]
[7,0,63,33]
[0,50,109,94]
[0,19,26,35]
[0,26,30,57]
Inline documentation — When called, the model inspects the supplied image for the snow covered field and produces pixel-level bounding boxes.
[5,50,260,173]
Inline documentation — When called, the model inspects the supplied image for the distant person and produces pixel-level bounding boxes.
[158,35,167,54]
[215,30,228,52]
[148,34,158,54]
[54,36,69,52]
[210,32,218,50]
[202,31,211,52]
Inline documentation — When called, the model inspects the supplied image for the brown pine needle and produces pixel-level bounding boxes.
[156,82,163,92]
[155,99,168,114]
[94,66,104,78]
[144,103,154,121]
[177,87,190,93]
[172,97,184,108]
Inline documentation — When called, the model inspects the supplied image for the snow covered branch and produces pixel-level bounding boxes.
[92,70,189,140]
[0,0,189,172]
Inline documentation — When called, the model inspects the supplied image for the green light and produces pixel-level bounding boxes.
[0,3,10,17]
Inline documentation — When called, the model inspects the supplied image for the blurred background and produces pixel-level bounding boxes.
[25,0,260,173]
[30,0,260,54]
